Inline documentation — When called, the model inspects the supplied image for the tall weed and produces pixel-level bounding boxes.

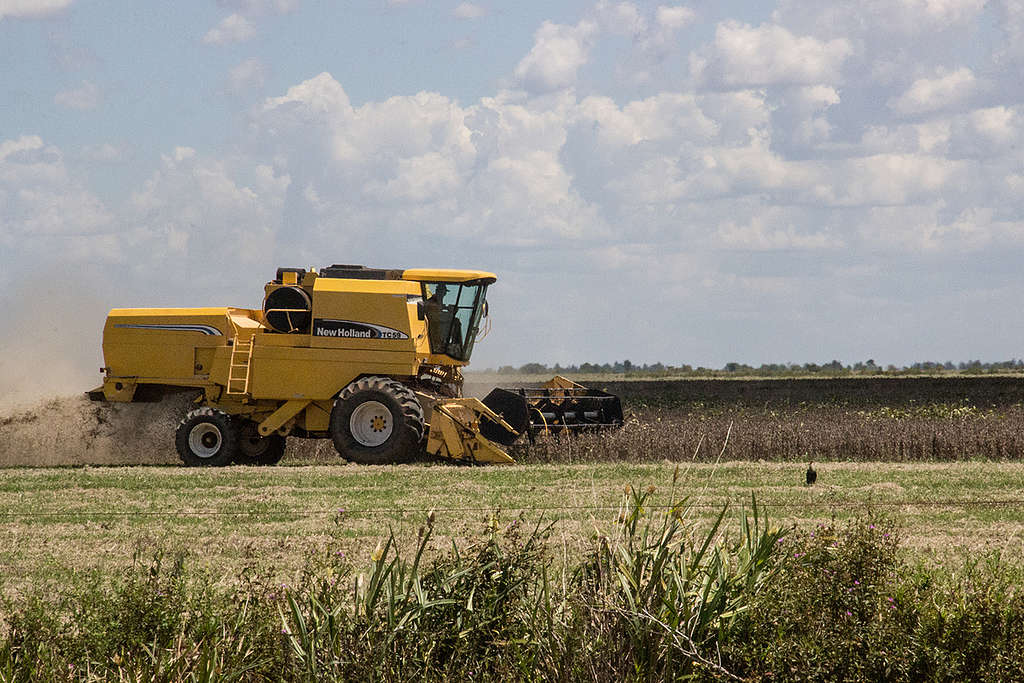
[3,484,1024,681]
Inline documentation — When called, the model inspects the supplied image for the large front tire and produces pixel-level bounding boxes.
[331,376,424,465]
[175,407,238,467]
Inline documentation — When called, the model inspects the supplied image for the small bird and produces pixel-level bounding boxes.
[806,461,817,486]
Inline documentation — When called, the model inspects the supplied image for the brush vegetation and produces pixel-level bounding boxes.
[3,486,1023,681]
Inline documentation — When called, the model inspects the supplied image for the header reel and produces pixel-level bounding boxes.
[480,375,624,445]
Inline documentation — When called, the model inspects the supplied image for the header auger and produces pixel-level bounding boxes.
[88,265,622,466]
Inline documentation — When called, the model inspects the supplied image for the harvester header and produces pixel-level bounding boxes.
[89,264,621,466]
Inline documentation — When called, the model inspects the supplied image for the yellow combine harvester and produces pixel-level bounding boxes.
[88,265,622,466]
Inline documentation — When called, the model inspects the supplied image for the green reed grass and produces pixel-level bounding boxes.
[3,480,1024,681]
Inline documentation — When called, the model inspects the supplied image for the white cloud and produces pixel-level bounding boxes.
[218,0,299,14]
[0,135,114,266]
[80,142,125,162]
[363,152,460,203]
[263,71,353,116]
[992,0,1024,62]
[858,203,992,252]
[860,121,952,155]
[888,67,977,116]
[790,85,840,112]
[967,106,1018,144]
[203,13,256,45]
[574,92,718,148]
[0,134,45,161]
[819,154,963,206]
[253,73,604,246]
[514,20,598,93]
[917,0,988,24]
[0,0,73,20]
[773,0,986,37]
[698,129,814,197]
[453,2,485,19]
[857,106,1022,160]
[54,80,100,110]
[595,2,645,36]
[693,21,853,87]
[225,58,267,95]
[128,148,290,271]
[716,215,844,250]
[656,5,695,31]
[786,86,841,146]
[590,2,694,65]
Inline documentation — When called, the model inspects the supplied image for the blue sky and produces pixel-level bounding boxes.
[2,0,1024,400]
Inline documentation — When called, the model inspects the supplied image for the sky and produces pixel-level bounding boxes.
[2,0,1024,392]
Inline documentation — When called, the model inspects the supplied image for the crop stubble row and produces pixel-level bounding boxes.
[516,376,1024,463]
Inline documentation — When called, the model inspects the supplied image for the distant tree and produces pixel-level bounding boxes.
[519,362,548,374]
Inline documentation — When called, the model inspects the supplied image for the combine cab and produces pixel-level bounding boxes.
[89,265,621,466]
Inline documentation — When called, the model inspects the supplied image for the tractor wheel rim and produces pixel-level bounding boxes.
[188,423,223,458]
[350,401,393,447]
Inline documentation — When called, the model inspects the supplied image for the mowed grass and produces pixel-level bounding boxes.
[3,460,1024,593]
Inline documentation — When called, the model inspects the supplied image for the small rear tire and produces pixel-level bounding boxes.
[331,376,424,465]
[234,419,286,466]
[176,407,238,467]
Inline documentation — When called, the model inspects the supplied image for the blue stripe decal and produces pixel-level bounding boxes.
[114,323,223,336]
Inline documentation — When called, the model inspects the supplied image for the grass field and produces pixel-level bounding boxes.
[6,379,1024,679]
[3,460,1024,595]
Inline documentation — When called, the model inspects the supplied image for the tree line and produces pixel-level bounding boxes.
[483,359,1024,377]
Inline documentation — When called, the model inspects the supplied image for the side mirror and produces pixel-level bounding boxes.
[417,301,425,320]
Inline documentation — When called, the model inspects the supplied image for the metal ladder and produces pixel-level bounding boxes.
[226,331,255,396]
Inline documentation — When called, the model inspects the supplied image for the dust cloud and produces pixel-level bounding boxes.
[0,393,188,467]
[0,278,109,414]
[0,276,170,465]
[0,277,191,466]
